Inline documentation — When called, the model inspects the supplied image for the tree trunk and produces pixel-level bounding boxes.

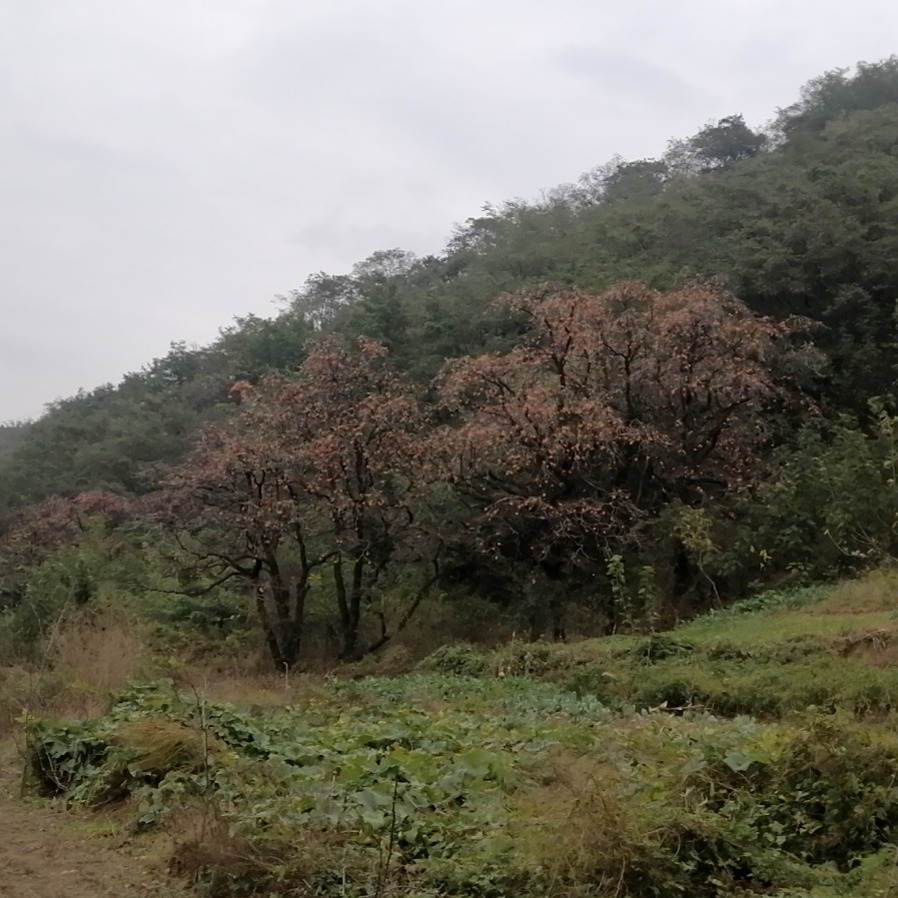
[256,560,306,670]
[333,555,367,660]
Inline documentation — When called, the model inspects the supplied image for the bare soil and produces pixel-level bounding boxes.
[0,741,186,898]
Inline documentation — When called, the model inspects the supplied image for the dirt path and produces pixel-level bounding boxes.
[0,743,186,898]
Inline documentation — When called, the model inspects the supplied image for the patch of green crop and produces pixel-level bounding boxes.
[332,672,609,720]
[26,678,611,894]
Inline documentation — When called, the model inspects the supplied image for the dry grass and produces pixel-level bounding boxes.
[0,609,151,734]
[167,808,271,884]
[832,627,898,667]
[816,568,898,614]
[180,671,288,706]
[511,759,661,896]
[340,643,418,679]
[508,749,637,888]
[50,608,148,684]
[167,804,349,894]
[112,718,226,778]
[0,667,58,736]
[185,670,337,712]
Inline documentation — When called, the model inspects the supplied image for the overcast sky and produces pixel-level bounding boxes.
[2,0,896,422]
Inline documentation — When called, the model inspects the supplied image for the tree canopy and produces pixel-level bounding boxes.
[5,57,898,663]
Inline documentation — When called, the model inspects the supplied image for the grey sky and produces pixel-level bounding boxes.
[1,0,896,422]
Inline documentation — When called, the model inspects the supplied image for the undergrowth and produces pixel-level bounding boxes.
[22,678,898,897]
[18,572,898,896]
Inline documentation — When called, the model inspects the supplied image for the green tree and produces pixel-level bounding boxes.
[666,115,768,173]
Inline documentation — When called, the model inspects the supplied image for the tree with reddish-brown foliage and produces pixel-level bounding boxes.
[436,281,817,627]
[160,338,438,669]
[1,490,133,564]
[0,490,136,638]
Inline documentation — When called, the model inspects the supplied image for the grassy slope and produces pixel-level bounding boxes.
[16,569,898,897]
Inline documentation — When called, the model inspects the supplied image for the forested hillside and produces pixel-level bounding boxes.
[4,59,898,669]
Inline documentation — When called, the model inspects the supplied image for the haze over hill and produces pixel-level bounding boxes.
[5,0,898,421]
[3,53,898,657]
